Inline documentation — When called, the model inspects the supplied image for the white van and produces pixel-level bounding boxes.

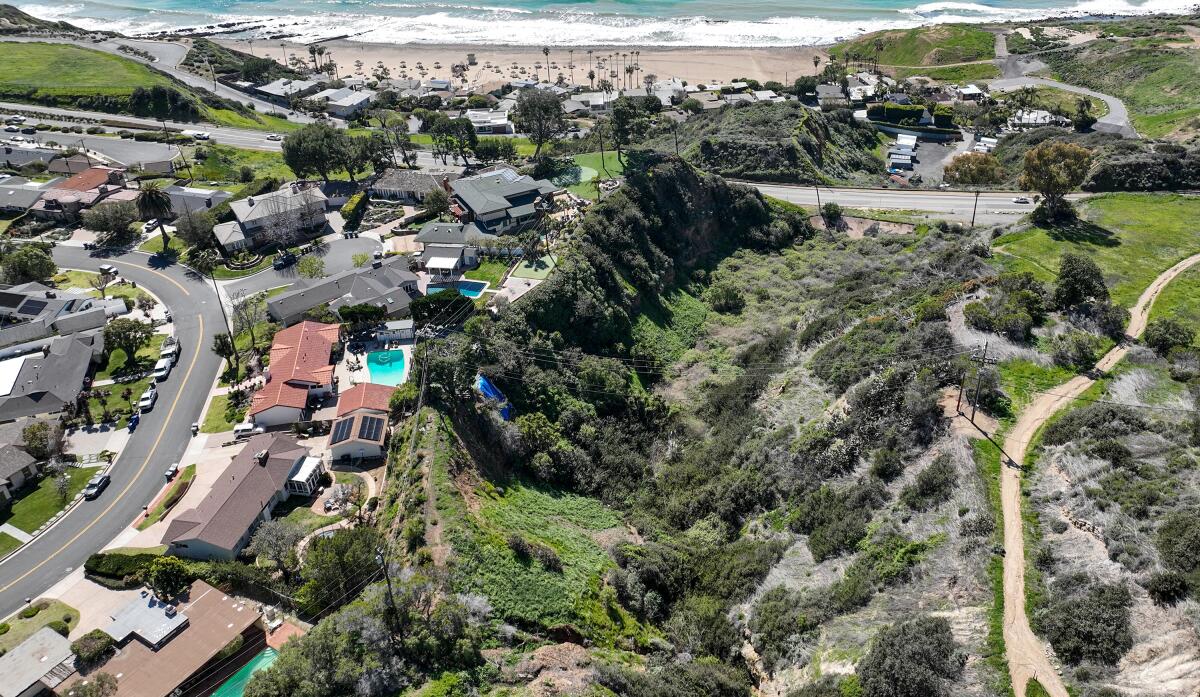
[152,358,172,381]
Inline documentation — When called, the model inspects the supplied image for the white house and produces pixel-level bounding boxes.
[310,86,378,117]
[465,108,515,134]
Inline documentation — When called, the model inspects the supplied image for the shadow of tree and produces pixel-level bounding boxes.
[1045,219,1120,248]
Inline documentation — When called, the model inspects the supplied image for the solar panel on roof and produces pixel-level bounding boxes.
[17,299,47,315]
[0,291,24,309]
[358,416,384,442]
[330,417,354,444]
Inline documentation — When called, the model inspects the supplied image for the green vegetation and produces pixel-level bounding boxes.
[509,253,557,280]
[94,334,165,382]
[564,150,626,197]
[0,532,20,559]
[1149,264,1200,346]
[836,25,995,66]
[993,193,1200,307]
[191,144,295,183]
[137,232,188,255]
[892,62,1001,81]
[1041,38,1200,137]
[0,600,79,653]
[462,259,508,286]
[273,496,339,534]
[84,376,154,426]
[1028,86,1109,118]
[1,468,94,534]
[201,393,247,433]
[137,464,196,530]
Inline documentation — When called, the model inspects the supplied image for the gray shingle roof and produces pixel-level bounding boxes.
[267,255,420,322]
[370,168,459,196]
[0,333,96,422]
[450,168,557,217]
[0,627,73,697]
[415,221,494,246]
[230,184,327,225]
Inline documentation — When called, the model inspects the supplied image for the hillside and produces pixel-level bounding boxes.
[656,101,885,184]
[834,25,995,66]
[0,4,89,34]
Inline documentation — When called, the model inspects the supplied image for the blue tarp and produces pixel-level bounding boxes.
[475,374,513,420]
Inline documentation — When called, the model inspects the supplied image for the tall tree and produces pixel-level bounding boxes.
[81,201,138,246]
[1019,140,1092,221]
[0,245,56,284]
[608,96,647,164]
[942,152,1004,226]
[248,519,306,583]
[1053,251,1108,309]
[103,318,153,359]
[512,89,568,159]
[282,122,348,183]
[135,181,174,253]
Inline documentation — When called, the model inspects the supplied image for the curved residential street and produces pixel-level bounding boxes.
[1000,251,1200,697]
[0,247,224,617]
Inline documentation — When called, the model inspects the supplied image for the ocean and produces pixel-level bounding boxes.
[18,0,1196,47]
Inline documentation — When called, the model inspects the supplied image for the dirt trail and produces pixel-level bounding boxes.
[1000,252,1200,697]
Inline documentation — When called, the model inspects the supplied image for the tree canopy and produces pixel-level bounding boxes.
[513,88,568,158]
[1019,141,1092,220]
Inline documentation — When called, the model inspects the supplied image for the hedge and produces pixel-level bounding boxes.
[45,620,70,637]
[866,102,928,125]
[933,104,954,129]
[71,629,115,666]
[84,551,160,581]
[340,192,367,231]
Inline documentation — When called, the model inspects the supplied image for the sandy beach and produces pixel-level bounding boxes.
[216,38,828,88]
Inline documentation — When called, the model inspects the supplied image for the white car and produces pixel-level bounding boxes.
[160,336,179,364]
[1012,196,1032,204]
[99,264,117,277]
[233,423,265,439]
[266,133,282,141]
[3,125,17,133]
[152,357,172,381]
[137,388,158,412]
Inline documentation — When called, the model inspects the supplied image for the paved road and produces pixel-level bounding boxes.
[0,247,224,618]
[2,131,177,168]
[751,183,1082,225]
[989,76,1138,138]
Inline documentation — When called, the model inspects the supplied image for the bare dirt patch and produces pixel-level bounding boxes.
[808,215,915,240]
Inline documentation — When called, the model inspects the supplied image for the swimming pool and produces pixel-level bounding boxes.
[367,348,408,386]
[427,280,488,298]
[210,648,278,697]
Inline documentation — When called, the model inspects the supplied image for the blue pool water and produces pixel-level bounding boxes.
[367,349,408,386]
[428,280,488,299]
[210,648,278,697]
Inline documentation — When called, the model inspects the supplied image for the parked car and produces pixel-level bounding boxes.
[3,125,17,133]
[141,219,159,234]
[152,357,172,381]
[160,336,180,364]
[19,127,35,135]
[272,252,296,270]
[82,473,111,500]
[164,462,179,479]
[137,387,158,412]
[233,423,265,440]
[98,264,117,277]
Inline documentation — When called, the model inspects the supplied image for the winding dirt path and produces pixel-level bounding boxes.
[1001,252,1200,697]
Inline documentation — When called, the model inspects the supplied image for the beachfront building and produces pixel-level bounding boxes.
[465,107,515,134]
[165,435,324,560]
[256,77,323,104]
[369,168,460,204]
[310,86,378,118]
[248,321,341,427]
[266,256,421,327]
[449,166,557,235]
[213,182,328,253]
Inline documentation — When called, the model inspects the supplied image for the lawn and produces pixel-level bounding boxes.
[409,133,537,157]
[0,599,79,653]
[1,467,95,534]
[274,496,339,534]
[993,193,1200,308]
[835,25,995,67]
[510,254,558,280]
[202,393,247,433]
[94,334,165,382]
[51,269,154,306]
[0,532,20,559]
[1028,86,1108,118]
[463,259,510,286]
[1149,263,1200,346]
[996,358,1077,416]
[190,144,296,183]
[0,211,20,235]
[137,232,188,255]
[211,255,273,280]
[85,376,154,426]
[137,464,196,530]
[565,151,625,197]
[201,107,301,133]
[893,63,1001,81]
[0,41,173,99]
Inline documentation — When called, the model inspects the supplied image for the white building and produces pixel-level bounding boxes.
[214,182,328,252]
[310,86,378,117]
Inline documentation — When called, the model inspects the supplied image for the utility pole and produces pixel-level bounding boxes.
[968,341,997,423]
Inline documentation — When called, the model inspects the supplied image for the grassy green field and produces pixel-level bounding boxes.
[202,394,247,433]
[0,41,173,99]
[510,253,558,280]
[993,193,1200,308]
[893,62,1001,81]
[137,464,196,530]
[564,151,626,197]
[137,232,188,255]
[1,468,94,534]
[95,334,166,382]
[1043,39,1200,138]
[836,25,995,66]
[1149,263,1200,346]
[86,376,154,426]
[463,259,509,286]
[0,532,19,559]
[0,600,79,652]
[1028,86,1108,117]
[274,495,339,533]
[190,144,296,183]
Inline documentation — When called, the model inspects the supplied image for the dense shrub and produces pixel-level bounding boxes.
[1145,571,1190,605]
[1047,331,1102,370]
[1041,404,1146,446]
[1156,510,1200,573]
[1035,575,1133,665]
[84,552,159,581]
[595,660,751,697]
[857,616,964,697]
[340,192,367,231]
[750,586,814,671]
[1143,317,1194,356]
[71,629,115,666]
[45,620,70,637]
[900,454,957,511]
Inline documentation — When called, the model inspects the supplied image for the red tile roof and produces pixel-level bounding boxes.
[249,321,340,415]
[336,383,395,417]
[51,166,121,192]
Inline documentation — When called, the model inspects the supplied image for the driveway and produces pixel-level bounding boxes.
[989,76,1137,138]
[221,235,385,299]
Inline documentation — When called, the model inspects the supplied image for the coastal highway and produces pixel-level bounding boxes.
[0,248,224,618]
[751,183,1080,225]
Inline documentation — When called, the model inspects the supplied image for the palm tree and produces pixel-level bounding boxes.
[542,46,551,83]
[587,69,595,89]
[568,49,575,84]
[135,182,173,254]
[873,37,884,73]
[812,54,821,73]
[625,65,635,91]
[307,45,318,72]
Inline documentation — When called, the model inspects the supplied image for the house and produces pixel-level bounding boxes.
[48,153,96,175]
[414,220,501,278]
[1008,109,1069,130]
[465,108,514,134]
[165,435,324,559]
[973,135,999,153]
[956,84,986,101]
[59,580,264,697]
[450,166,557,235]
[309,86,378,117]
[256,77,322,103]
[213,181,328,252]
[572,91,616,113]
[248,321,340,426]
[369,168,460,204]
[0,175,53,213]
[425,78,452,91]
[329,382,393,462]
[0,333,101,423]
[751,90,785,103]
[0,281,122,348]
[0,627,74,697]
[0,145,57,170]
[0,419,49,500]
[29,166,128,221]
[266,256,421,327]
[816,84,849,109]
[163,184,232,218]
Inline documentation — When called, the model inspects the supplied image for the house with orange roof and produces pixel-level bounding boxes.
[29,166,129,221]
[328,382,394,462]
[248,321,341,427]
